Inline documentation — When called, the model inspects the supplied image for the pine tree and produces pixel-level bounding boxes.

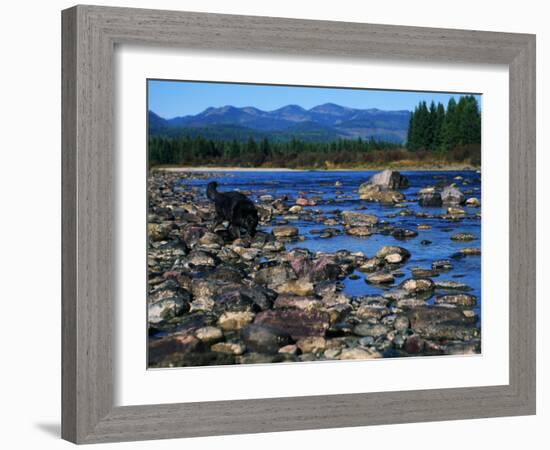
[460,96,481,144]
[441,97,459,152]
[406,106,418,151]
[427,101,437,150]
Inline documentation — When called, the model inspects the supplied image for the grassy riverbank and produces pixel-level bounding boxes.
[151,161,480,172]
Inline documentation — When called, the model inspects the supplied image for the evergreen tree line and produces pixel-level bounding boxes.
[407,96,481,152]
[148,135,402,168]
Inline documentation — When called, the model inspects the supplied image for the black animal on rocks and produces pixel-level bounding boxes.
[206,181,258,238]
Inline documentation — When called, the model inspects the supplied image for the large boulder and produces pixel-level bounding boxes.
[418,189,443,207]
[254,309,330,340]
[441,186,465,205]
[407,305,478,340]
[369,169,409,189]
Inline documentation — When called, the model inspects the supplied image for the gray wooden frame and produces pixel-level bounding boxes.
[62,4,536,444]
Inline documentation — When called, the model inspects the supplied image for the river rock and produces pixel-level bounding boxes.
[356,304,391,320]
[358,184,405,203]
[198,231,224,249]
[400,278,435,294]
[410,267,439,278]
[195,326,223,343]
[376,245,411,260]
[148,333,200,366]
[241,323,292,354]
[254,263,296,288]
[213,289,258,313]
[211,342,246,355]
[407,305,478,340]
[296,336,326,354]
[341,211,379,227]
[261,239,283,252]
[148,223,171,242]
[288,205,302,214]
[272,226,299,238]
[408,305,474,327]
[404,335,425,354]
[339,347,382,360]
[276,279,315,296]
[418,191,443,207]
[442,186,465,205]
[396,298,428,308]
[184,250,217,268]
[432,259,453,271]
[434,280,471,291]
[393,315,410,331]
[296,197,316,206]
[278,344,299,355]
[274,295,322,311]
[353,322,389,338]
[451,232,476,241]
[466,197,481,207]
[358,257,384,272]
[254,309,330,339]
[345,226,374,237]
[190,279,221,303]
[459,247,481,256]
[148,296,190,324]
[180,224,208,248]
[218,311,255,331]
[447,207,465,215]
[289,254,341,283]
[435,294,477,307]
[366,272,394,285]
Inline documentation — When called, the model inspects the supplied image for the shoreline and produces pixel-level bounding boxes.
[154,165,481,173]
[147,169,481,367]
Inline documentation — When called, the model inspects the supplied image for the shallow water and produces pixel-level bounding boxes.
[183,170,481,319]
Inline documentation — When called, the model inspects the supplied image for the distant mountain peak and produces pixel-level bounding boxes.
[148,103,410,144]
[274,104,306,112]
[310,103,356,114]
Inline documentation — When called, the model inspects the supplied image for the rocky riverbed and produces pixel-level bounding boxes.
[147,169,481,367]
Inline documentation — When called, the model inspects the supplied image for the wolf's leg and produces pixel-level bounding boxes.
[210,214,224,232]
[229,224,241,240]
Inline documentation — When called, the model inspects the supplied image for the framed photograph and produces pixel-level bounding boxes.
[62,5,536,444]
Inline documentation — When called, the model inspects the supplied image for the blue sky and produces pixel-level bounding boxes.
[148,79,481,119]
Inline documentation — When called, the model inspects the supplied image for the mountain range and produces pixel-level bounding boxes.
[148,103,411,143]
